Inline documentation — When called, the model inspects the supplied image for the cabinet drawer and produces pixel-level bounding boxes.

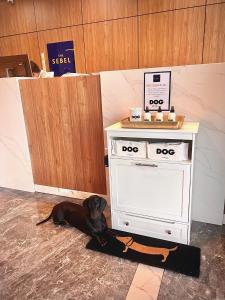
[112,211,188,244]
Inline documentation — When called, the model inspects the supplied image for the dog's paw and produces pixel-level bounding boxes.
[97,237,108,247]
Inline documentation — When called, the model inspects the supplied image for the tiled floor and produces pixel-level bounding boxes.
[158,222,225,300]
[0,187,224,300]
[0,188,137,300]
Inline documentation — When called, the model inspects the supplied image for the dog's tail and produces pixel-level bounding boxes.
[36,213,52,226]
[169,246,178,252]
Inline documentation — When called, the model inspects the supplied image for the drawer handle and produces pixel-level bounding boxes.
[165,230,172,235]
[135,163,158,167]
[124,221,129,226]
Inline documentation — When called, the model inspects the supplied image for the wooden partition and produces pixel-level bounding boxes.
[0,33,41,67]
[19,76,106,194]
[84,17,138,73]
[139,6,205,68]
[82,0,137,23]
[0,0,36,37]
[203,3,225,63]
[1,0,225,72]
[138,0,206,14]
[34,0,82,30]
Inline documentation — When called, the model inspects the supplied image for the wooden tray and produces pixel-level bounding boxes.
[120,115,185,129]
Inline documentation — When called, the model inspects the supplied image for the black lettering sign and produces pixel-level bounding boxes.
[149,99,164,105]
[122,146,139,153]
[156,148,175,155]
[169,149,175,155]
[156,148,161,154]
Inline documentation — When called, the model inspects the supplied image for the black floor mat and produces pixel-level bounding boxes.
[86,229,201,277]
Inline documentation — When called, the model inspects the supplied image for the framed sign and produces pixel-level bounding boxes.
[144,71,171,111]
[47,40,76,76]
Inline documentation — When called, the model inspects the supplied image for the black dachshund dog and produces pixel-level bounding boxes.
[36,195,108,246]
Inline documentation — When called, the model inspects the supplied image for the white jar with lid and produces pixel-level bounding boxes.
[130,107,142,122]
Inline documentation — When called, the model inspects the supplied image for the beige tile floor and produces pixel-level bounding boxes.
[126,265,163,300]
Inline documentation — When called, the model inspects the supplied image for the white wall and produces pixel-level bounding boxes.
[100,63,225,225]
[0,78,34,192]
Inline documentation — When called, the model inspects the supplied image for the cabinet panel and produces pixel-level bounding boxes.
[84,18,138,73]
[0,0,36,37]
[82,0,137,23]
[139,7,205,68]
[112,211,188,243]
[207,0,224,3]
[20,76,106,194]
[34,0,82,30]
[111,159,190,222]
[0,33,41,67]
[203,3,225,63]
[138,0,206,14]
[38,26,86,73]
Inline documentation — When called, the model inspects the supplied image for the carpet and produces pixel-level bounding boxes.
[86,229,201,277]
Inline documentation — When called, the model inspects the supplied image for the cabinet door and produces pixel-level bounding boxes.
[110,159,191,222]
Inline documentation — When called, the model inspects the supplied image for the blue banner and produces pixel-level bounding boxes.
[47,40,76,76]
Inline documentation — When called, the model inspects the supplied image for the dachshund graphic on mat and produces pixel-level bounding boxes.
[116,236,178,262]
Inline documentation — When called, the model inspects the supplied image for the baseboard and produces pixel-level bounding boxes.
[34,184,107,201]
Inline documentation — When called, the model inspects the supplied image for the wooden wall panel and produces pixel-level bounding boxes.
[138,0,206,14]
[34,0,82,31]
[203,3,225,63]
[0,33,41,66]
[207,0,224,3]
[0,0,225,76]
[82,0,137,23]
[38,26,86,73]
[0,0,36,37]
[84,18,138,73]
[19,76,106,194]
[139,7,205,68]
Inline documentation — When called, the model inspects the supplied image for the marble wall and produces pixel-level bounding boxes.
[0,78,34,192]
[100,63,225,225]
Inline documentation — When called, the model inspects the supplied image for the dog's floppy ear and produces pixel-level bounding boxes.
[98,197,107,212]
[82,198,90,208]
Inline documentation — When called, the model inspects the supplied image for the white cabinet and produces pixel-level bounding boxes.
[106,122,199,245]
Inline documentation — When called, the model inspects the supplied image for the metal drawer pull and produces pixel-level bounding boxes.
[135,163,158,167]
[165,230,172,235]
[124,221,129,226]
